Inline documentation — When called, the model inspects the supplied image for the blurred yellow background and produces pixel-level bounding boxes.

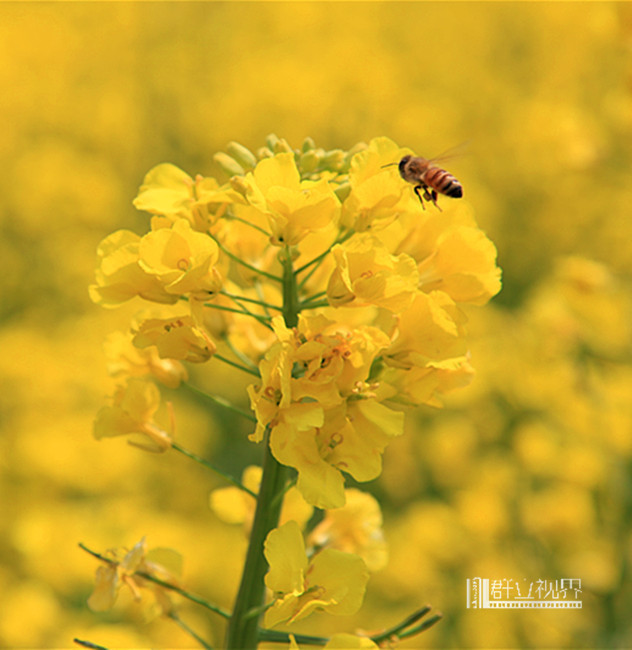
[1,2,631,648]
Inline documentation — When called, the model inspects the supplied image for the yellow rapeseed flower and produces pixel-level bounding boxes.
[133,162,240,232]
[138,218,222,300]
[89,230,177,307]
[340,137,414,232]
[93,378,172,452]
[103,330,188,388]
[264,521,369,628]
[327,234,419,311]
[307,488,388,572]
[242,153,340,246]
[132,314,216,363]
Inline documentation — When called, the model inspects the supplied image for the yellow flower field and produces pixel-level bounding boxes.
[1,3,631,649]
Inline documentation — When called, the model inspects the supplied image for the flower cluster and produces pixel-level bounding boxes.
[89,135,500,645]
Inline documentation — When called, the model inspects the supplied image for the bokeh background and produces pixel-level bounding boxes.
[1,2,632,648]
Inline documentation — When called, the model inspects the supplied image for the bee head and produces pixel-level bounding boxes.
[398,155,412,174]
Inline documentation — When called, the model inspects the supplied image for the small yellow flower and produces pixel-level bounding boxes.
[88,537,148,612]
[264,521,369,628]
[89,230,177,307]
[87,537,182,615]
[269,399,404,510]
[307,489,388,572]
[395,206,502,305]
[242,153,340,246]
[93,378,172,452]
[327,234,419,311]
[104,330,188,388]
[138,218,222,300]
[380,356,475,407]
[340,136,414,232]
[132,314,216,363]
[270,420,346,509]
[384,291,468,369]
[133,162,241,231]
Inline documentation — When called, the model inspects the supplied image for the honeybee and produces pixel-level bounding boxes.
[384,153,463,210]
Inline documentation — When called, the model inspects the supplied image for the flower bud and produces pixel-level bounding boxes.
[256,146,274,159]
[213,152,245,177]
[265,133,281,151]
[334,181,351,203]
[226,141,258,171]
[299,150,322,173]
[322,149,345,170]
[229,175,249,196]
[273,138,293,154]
[301,137,316,152]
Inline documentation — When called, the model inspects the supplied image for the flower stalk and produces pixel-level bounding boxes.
[224,429,289,648]
[224,246,300,648]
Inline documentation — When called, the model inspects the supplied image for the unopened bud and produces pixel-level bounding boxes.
[273,138,293,154]
[265,133,280,151]
[256,147,274,160]
[334,182,351,202]
[226,142,257,170]
[322,149,345,170]
[213,152,245,177]
[299,150,321,173]
[301,137,316,153]
[229,175,249,196]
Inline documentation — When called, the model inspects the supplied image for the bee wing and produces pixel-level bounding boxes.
[427,140,471,165]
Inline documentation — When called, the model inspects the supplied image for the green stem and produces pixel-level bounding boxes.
[397,614,443,640]
[298,299,329,310]
[202,301,272,330]
[224,430,289,648]
[136,571,231,619]
[296,229,353,291]
[369,605,441,644]
[222,336,260,372]
[182,381,256,422]
[225,246,299,649]
[225,215,271,238]
[254,282,272,319]
[171,442,257,498]
[258,629,329,645]
[281,246,300,328]
[211,235,282,284]
[169,612,214,650]
[214,353,261,378]
[221,291,283,312]
[73,640,110,650]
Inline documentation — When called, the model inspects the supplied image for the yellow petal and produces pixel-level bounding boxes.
[264,521,307,594]
[307,548,369,616]
[133,163,193,217]
[87,564,119,612]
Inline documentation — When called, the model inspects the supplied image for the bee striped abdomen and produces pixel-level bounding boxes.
[425,166,463,198]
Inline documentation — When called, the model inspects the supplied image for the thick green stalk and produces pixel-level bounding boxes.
[224,246,298,649]
[280,246,299,328]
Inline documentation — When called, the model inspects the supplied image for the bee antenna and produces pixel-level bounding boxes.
[381,162,398,168]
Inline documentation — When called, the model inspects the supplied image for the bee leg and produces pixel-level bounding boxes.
[430,189,442,212]
[414,185,427,210]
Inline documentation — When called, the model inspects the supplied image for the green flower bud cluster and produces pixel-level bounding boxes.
[213,134,367,188]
